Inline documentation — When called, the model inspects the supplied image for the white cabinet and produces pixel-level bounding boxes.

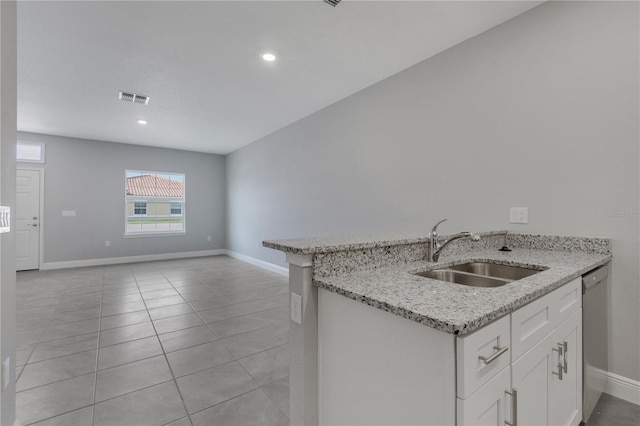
[318,278,582,426]
[548,310,582,426]
[457,367,512,426]
[458,278,582,426]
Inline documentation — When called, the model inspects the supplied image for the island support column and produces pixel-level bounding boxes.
[286,253,317,426]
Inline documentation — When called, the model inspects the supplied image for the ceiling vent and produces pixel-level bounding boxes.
[119,91,150,105]
[324,0,342,6]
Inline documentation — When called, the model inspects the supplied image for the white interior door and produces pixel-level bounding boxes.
[16,169,41,271]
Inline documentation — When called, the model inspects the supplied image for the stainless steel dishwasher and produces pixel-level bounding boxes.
[582,262,610,423]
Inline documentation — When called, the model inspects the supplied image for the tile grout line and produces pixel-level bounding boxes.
[143,270,195,426]
[91,266,108,426]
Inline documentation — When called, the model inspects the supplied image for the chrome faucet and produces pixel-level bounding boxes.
[429,218,480,262]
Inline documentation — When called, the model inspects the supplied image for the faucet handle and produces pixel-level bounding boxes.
[431,218,447,235]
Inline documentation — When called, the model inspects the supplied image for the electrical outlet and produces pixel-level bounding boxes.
[207,236,211,242]
[105,240,110,247]
[62,210,76,217]
[291,292,302,324]
[256,242,261,249]
[510,207,529,224]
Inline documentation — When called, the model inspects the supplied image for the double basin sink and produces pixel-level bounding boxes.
[415,262,543,288]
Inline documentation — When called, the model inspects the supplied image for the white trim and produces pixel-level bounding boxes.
[603,370,640,406]
[13,418,21,426]
[225,250,289,276]
[40,249,226,270]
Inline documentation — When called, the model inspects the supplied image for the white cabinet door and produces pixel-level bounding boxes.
[457,367,512,426]
[548,310,582,426]
[511,331,554,426]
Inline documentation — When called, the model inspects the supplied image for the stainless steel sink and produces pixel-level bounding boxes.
[448,262,540,280]
[414,262,543,288]
[415,270,509,288]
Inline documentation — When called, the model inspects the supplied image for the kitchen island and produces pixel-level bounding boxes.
[265,230,611,425]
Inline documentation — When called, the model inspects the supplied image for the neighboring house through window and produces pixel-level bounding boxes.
[125,170,185,235]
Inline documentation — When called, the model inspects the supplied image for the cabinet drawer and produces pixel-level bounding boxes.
[457,315,511,399]
[511,277,581,361]
[456,366,511,426]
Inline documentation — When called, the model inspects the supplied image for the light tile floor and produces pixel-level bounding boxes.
[16,256,290,426]
[16,255,638,426]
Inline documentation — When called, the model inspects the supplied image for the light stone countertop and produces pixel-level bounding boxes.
[314,248,611,335]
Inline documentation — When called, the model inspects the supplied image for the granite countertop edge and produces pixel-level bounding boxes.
[313,249,612,336]
[263,230,507,255]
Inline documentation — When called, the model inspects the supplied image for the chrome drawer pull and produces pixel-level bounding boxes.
[561,341,568,374]
[478,345,509,365]
[505,388,518,426]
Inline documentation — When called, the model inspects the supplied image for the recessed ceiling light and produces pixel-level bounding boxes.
[137,119,148,125]
[261,53,276,62]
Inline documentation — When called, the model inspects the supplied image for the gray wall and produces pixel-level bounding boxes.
[1,1,17,424]
[227,1,639,383]
[18,132,226,264]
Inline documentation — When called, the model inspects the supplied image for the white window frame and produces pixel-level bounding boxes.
[17,141,45,163]
[125,170,186,237]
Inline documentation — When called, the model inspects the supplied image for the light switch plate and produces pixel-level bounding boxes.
[510,207,529,224]
[291,292,302,324]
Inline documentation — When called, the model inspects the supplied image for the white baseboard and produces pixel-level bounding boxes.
[604,370,640,406]
[40,249,226,270]
[225,250,288,276]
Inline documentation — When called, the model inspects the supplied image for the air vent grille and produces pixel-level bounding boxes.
[119,91,150,105]
[324,0,342,6]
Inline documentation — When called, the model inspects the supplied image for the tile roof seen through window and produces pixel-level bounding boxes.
[126,175,183,197]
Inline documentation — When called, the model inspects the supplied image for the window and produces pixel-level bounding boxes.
[125,170,185,235]
[170,202,182,216]
[133,202,147,216]
[17,141,45,163]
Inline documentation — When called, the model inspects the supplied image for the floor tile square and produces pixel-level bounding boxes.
[190,389,288,426]
[97,336,163,370]
[93,381,187,426]
[144,295,186,309]
[99,322,156,347]
[153,312,203,335]
[176,361,258,414]
[95,355,172,402]
[261,376,290,417]
[221,322,289,359]
[30,333,99,363]
[148,303,194,321]
[101,300,147,317]
[40,318,100,341]
[100,310,150,331]
[29,406,94,426]
[167,341,233,378]
[209,312,284,339]
[17,350,97,392]
[16,373,95,425]
[238,344,289,386]
[158,325,218,353]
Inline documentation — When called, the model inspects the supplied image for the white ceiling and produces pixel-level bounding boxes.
[17,1,541,155]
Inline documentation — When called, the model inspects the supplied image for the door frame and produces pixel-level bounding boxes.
[17,167,45,270]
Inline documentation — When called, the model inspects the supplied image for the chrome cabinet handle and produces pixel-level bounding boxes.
[505,388,517,426]
[552,342,566,380]
[478,345,509,365]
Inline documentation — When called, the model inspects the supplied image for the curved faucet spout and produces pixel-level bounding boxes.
[428,219,480,262]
